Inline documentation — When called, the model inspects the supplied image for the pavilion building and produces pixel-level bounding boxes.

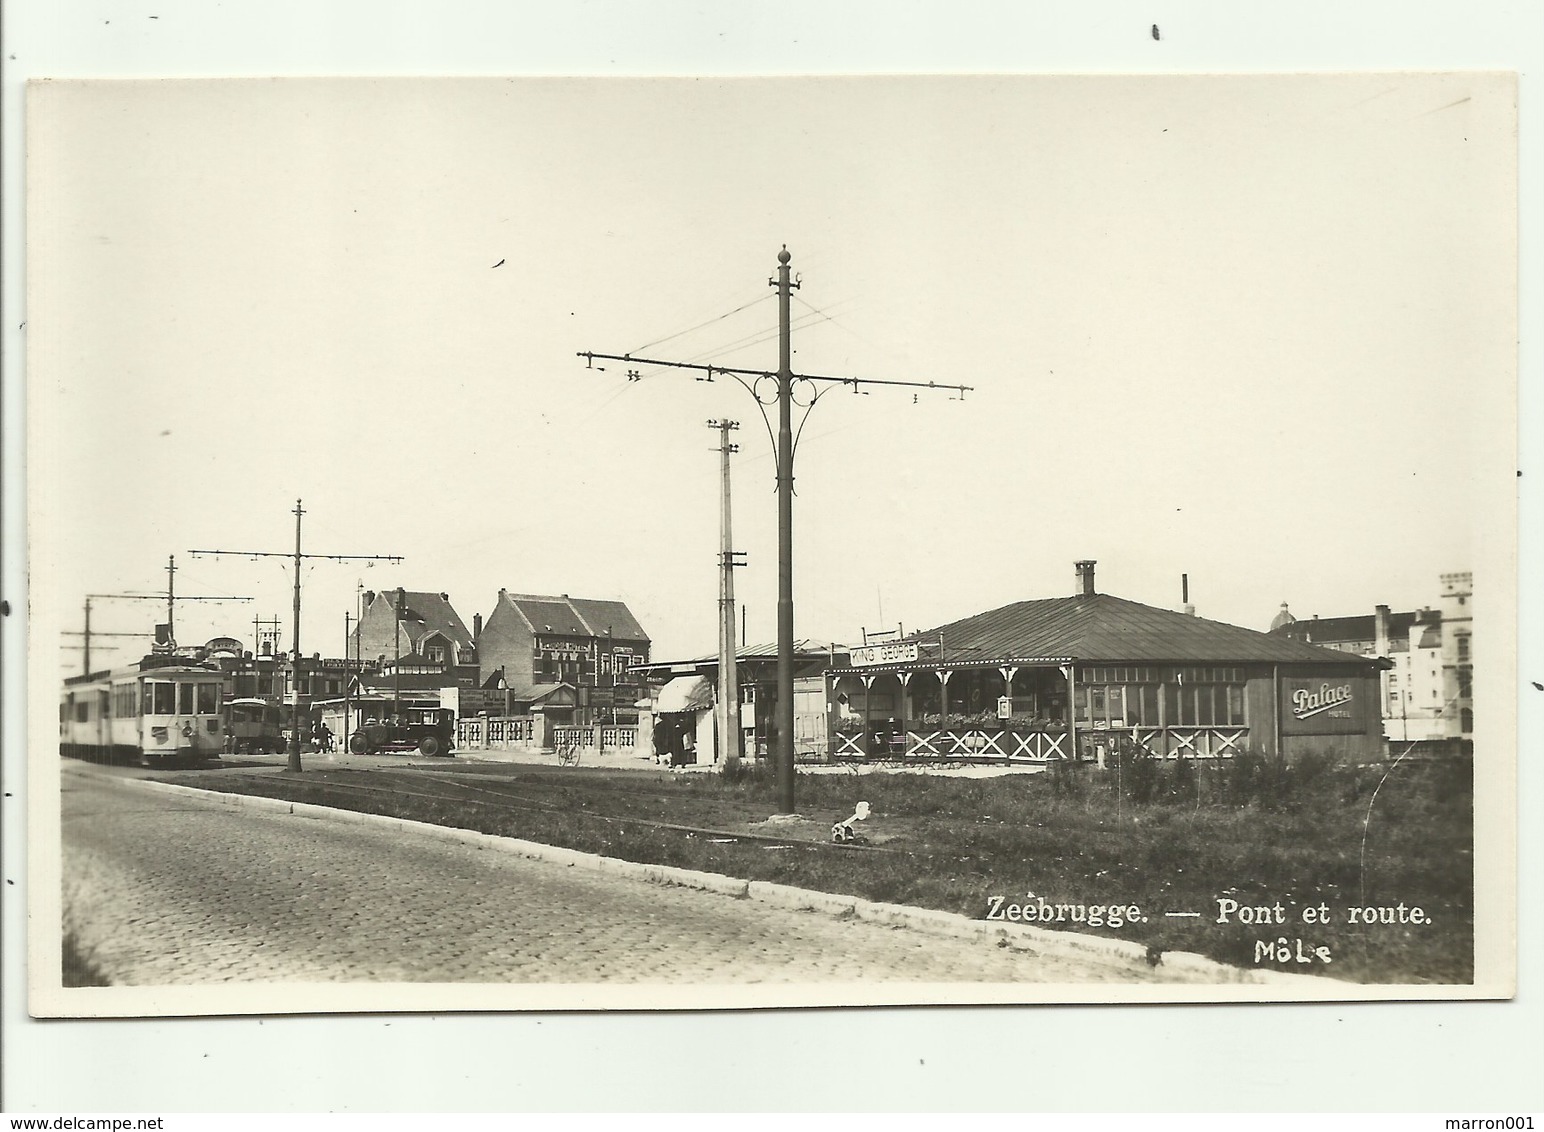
[825,561,1388,765]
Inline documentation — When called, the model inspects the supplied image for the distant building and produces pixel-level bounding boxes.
[1271,572,1472,745]
[353,589,479,690]
[477,590,650,725]
[632,640,850,766]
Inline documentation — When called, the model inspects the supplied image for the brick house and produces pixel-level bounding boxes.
[477,590,650,724]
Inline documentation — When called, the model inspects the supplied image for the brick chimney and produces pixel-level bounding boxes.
[1374,604,1391,656]
[472,613,483,641]
[1074,560,1097,596]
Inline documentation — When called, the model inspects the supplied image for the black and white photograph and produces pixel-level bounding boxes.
[22,66,1519,1023]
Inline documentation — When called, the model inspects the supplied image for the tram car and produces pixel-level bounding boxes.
[226,698,287,755]
[61,653,229,766]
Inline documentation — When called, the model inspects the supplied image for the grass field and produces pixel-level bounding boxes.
[181,751,1473,984]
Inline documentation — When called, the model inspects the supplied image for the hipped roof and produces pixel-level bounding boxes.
[898,593,1385,668]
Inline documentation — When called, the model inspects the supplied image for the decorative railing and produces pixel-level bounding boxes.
[1129,726,1248,759]
[832,724,1248,762]
[599,726,639,749]
[834,725,1069,762]
[555,725,638,751]
[455,716,536,749]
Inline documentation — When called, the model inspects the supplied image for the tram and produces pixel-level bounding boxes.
[61,653,229,766]
[226,698,286,756]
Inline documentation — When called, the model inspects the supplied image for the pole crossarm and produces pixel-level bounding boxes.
[189,550,404,564]
[581,349,971,489]
[580,249,978,812]
[577,351,972,397]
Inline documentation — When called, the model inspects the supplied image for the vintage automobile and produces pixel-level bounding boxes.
[347,705,455,757]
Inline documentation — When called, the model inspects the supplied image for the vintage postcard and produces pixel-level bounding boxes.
[25,73,1518,1018]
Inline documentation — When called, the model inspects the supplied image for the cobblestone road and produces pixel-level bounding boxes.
[61,764,1195,986]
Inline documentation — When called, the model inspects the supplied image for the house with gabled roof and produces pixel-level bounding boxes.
[353,589,479,690]
[477,589,650,725]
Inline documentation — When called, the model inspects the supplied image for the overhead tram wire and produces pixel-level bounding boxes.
[583,308,827,419]
[576,295,783,417]
[676,306,849,371]
[629,292,775,357]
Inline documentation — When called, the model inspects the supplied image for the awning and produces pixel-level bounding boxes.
[655,675,714,714]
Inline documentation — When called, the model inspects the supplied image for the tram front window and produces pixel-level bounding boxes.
[150,682,175,715]
[178,683,194,714]
[197,684,219,714]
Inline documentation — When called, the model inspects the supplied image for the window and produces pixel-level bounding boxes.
[1160,669,1246,727]
[1457,635,1470,663]
[150,682,175,715]
[1136,685,1159,725]
[1457,671,1472,699]
[178,683,195,714]
[197,684,219,714]
[1461,708,1473,733]
[427,646,445,665]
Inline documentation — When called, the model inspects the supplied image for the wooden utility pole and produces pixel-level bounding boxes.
[708,418,745,770]
[580,247,971,813]
[343,610,353,756]
[253,615,283,657]
[68,594,156,674]
[190,500,403,772]
[393,586,404,725]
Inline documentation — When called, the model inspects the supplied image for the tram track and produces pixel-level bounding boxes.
[204,768,900,854]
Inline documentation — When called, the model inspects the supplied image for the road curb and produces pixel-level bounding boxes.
[119,774,1322,986]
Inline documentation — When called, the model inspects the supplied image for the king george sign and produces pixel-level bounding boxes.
[849,641,920,667]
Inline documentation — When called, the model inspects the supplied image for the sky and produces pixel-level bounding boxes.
[29,72,1515,672]
[7,1,1541,1116]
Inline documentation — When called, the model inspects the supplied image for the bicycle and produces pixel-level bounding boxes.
[556,742,581,767]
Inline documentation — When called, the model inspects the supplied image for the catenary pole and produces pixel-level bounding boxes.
[292,500,304,771]
[579,247,972,814]
[71,588,248,675]
[166,555,176,643]
[775,248,797,812]
[188,499,402,772]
